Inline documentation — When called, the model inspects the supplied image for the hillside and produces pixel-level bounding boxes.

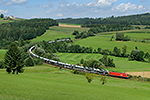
[56,13,150,25]
[0,64,150,100]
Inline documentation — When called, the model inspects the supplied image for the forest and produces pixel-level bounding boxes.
[84,24,133,33]
[0,18,58,49]
[57,13,150,25]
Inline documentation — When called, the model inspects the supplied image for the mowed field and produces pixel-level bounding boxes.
[58,53,150,72]
[0,64,150,100]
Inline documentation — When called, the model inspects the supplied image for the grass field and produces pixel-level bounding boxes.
[58,53,150,72]
[31,26,89,43]
[100,32,150,40]
[98,29,150,35]
[74,36,150,53]
[0,49,6,60]
[0,64,150,100]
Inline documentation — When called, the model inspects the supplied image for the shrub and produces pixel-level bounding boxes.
[147,78,150,82]
[72,69,79,74]
[85,73,94,83]
[24,57,34,67]
[100,76,107,85]
[33,58,43,65]
[60,66,62,69]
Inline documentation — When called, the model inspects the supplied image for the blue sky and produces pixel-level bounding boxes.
[0,0,150,19]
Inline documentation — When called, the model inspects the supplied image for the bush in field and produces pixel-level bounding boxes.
[80,58,84,64]
[100,76,107,85]
[72,69,79,74]
[24,57,34,67]
[113,46,121,57]
[129,48,144,61]
[59,66,62,69]
[116,33,130,41]
[116,33,124,41]
[72,30,79,35]
[85,73,94,83]
[122,45,127,57]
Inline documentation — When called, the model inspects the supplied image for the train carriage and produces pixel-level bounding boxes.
[109,71,129,79]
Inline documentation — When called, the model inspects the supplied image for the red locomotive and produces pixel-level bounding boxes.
[109,71,129,79]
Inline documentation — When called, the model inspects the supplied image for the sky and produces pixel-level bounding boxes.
[0,0,150,19]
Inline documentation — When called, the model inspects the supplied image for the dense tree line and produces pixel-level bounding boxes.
[0,18,58,49]
[84,24,133,33]
[57,13,150,25]
[37,39,93,54]
[72,30,95,39]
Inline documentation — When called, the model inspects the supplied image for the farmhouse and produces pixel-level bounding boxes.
[10,15,14,19]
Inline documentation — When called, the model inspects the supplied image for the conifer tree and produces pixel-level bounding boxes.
[4,43,24,74]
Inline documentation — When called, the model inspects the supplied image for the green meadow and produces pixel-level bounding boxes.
[1,24,150,100]
[0,64,150,100]
[31,26,89,43]
[58,53,150,72]
[74,36,150,53]
[99,31,150,40]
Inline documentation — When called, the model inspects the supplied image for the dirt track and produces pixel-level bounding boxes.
[59,24,81,28]
[127,72,150,78]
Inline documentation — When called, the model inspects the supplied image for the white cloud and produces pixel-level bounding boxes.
[56,13,63,17]
[55,0,149,18]
[10,0,27,4]
[0,0,27,5]
[112,2,146,12]
[46,11,50,14]
[31,15,38,18]
[87,0,118,8]
[0,9,8,14]
[5,2,12,5]
[26,4,31,8]
[43,4,50,8]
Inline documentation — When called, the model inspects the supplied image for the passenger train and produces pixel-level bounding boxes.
[29,39,129,79]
